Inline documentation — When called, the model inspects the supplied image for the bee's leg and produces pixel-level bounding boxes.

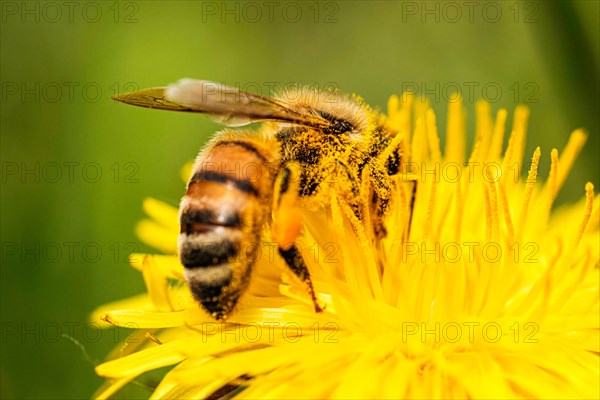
[278,245,324,313]
[368,133,410,239]
[366,162,393,239]
[272,163,324,313]
[378,131,405,177]
[335,160,363,220]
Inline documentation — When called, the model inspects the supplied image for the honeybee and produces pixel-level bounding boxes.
[113,79,405,320]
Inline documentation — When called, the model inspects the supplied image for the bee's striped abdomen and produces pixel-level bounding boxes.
[178,139,275,320]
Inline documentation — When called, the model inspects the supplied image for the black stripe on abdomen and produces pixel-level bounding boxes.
[180,238,238,269]
[190,170,259,196]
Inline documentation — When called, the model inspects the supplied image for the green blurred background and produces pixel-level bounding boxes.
[1,1,598,398]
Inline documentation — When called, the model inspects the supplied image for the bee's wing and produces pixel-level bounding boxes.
[112,78,331,128]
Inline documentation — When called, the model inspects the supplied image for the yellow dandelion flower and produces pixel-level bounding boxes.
[92,93,599,399]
